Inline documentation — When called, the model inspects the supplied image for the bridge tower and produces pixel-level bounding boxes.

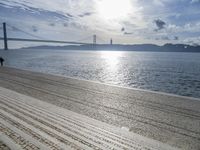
[3,22,8,50]
[93,34,96,45]
[110,38,113,45]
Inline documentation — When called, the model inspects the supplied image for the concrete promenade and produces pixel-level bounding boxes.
[0,67,200,149]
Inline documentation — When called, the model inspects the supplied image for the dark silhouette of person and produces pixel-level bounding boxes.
[0,57,4,66]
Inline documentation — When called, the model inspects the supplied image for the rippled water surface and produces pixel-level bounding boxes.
[1,49,200,98]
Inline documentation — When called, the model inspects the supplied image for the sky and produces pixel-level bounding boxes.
[0,0,200,48]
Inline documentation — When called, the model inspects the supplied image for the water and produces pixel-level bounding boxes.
[0,49,200,98]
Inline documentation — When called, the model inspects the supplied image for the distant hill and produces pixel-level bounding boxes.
[21,43,200,52]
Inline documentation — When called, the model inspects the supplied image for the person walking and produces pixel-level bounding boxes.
[0,57,4,66]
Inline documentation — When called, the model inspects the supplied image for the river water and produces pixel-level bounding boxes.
[0,49,200,98]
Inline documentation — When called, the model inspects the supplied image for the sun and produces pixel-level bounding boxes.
[96,0,132,21]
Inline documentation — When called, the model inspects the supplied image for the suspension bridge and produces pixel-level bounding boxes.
[0,22,199,150]
[0,22,110,50]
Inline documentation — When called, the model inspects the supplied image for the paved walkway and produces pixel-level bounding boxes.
[0,67,200,149]
[0,87,177,150]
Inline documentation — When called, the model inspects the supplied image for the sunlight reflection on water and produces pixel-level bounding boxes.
[100,51,124,84]
[0,49,200,98]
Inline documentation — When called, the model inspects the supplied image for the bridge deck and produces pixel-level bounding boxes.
[0,67,200,150]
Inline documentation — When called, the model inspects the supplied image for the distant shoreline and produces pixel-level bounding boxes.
[18,43,200,53]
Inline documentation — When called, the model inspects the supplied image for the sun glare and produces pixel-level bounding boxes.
[96,0,132,21]
[100,51,123,67]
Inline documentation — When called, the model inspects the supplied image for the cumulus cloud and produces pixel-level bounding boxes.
[166,22,200,34]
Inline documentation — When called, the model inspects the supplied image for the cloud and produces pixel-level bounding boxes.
[79,12,93,18]
[124,32,133,35]
[182,36,200,45]
[32,26,38,32]
[63,23,68,27]
[153,0,165,6]
[166,22,200,33]
[174,36,179,40]
[154,19,166,31]
[11,26,19,31]
[70,22,88,30]
[155,36,178,41]
[49,23,55,27]
[191,0,200,3]
[121,27,125,32]
[161,36,170,40]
